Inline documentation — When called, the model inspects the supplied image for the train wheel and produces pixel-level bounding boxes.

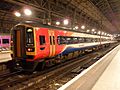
[36,61,45,71]
[67,53,74,59]
[73,51,79,58]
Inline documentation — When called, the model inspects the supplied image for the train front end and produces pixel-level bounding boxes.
[11,24,38,71]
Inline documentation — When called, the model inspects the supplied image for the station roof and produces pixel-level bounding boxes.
[0,0,120,34]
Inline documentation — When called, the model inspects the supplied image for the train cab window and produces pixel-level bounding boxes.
[26,27,34,45]
[2,39,9,44]
[39,35,45,45]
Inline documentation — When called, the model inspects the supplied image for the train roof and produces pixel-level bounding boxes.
[15,21,109,38]
[18,21,79,33]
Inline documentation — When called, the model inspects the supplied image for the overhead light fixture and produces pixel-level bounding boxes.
[102,32,104,35]
[87,29,90,32]
[24,8,32,16]
[73,28,76,30]
[92,29,95,32]
[94,31,96,34]
[63,19,69,25]
[56,21,60,25]
[14,11,21,17]
[75,26,79,29]
[81,25,85,29]
[48,22,51,25]
[98,31,101,34]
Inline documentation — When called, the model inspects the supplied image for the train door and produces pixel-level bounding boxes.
[16,30,21,57]
[48,30,56,57]
[13,26,26,58]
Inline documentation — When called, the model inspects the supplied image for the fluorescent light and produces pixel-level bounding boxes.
[75,26,79,29]
[56,21,60,25]
[92,29,95,32]
[87,29,90,32]
[81,25,85,29]
[24,9,32,16]
[14,12,21,17]
[98,31,101,34]
[63,19,69,25]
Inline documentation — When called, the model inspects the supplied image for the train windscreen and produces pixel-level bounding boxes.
[26,27,34,46]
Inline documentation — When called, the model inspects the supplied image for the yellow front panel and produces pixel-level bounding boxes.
[26,52,36,55]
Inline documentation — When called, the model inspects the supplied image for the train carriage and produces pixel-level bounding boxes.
[10,21,115,71]
[0,34,10,51]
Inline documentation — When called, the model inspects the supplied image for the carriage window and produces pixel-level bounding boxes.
[49,36,55,45]
[78,37,84,43]
[57,36,100,44]
[57,36,61,45]
[2,39,9,44]
[57,36,66,45]
[58,36,84,44]
[50,36,52,45]
[39,35,45,45]
[0,39,1,44]
[85,38,92,42]
[73,37,78,44]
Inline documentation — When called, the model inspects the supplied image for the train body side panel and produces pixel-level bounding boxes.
[34,28,50,60]
[55,30,73,55]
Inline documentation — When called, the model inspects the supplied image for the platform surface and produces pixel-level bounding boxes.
[58,44,120,90]
[92,45,120,90]
[0,51,11,63]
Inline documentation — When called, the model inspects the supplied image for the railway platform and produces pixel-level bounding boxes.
[0,51,11,63]
[58,44,120,90]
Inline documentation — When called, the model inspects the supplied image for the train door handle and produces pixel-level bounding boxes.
[40,47,45,50]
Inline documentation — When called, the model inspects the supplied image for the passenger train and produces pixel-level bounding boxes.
[10,21,115,71]
[0,34,10,51]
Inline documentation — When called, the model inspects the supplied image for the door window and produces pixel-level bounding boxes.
[39,35,45,45]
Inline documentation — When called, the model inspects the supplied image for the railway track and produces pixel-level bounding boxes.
[0,43,118,90]
[0,54,92,89]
